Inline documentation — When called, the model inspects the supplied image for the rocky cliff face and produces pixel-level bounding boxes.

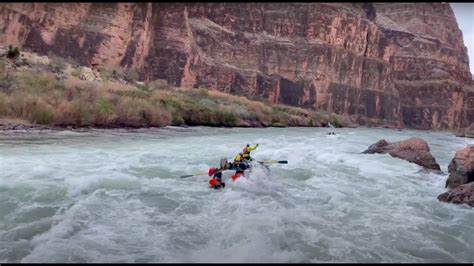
[0,3,472,129]
[374,3,473,130]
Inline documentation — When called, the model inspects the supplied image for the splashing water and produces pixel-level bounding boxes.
[0,127,473,263]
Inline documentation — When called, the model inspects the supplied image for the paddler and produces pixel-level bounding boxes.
[242,143,258,161]
[233,152,249,176]
[234,152,244,163]
[208,158,231,189]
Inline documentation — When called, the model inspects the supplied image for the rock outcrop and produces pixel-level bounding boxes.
[0,3,472,130]
[445,145,474,189]
[363,137,441,170]
[437,182,474,207]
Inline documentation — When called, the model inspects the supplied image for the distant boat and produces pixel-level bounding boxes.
[326,132,338,138]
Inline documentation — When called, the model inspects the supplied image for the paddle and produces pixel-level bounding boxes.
[258,160,288,164]
[180,169,235,178]
[180,172,208,178]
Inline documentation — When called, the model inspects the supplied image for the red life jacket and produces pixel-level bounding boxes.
[231,173,243,181]
[208,168,216,176]
[209,179,221,187]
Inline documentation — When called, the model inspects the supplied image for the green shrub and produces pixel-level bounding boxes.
[221,103,249,118]
[143,104,172,127]
[124,68,139,82]
[0,61,6,79]
[71,100,95,126]
[0,92,9,115]
[149,79,171,90]
[0,65,354,128]
[15,72,64,94]
[217,111,238,126]
[66,56,79,67]
[171,114,185,125]
[94,97,117,126]
[328,114,340,127]
[115,98,147,126]
[48,52,68,70]
[71,68,83,78]
[110,89,149,99]
[197,88,209,97]
[9,92,37,119]
[135,84,151,92]
[198,98,216,108]
[30,99,55,124]
[162,98,182,111]
[99,68,113,81]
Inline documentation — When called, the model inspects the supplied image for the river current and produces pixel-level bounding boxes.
[0,127,473,262]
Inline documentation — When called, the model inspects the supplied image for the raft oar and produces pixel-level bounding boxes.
[180,172,208,178]
[258,160,288,164]
[180,169,236,178]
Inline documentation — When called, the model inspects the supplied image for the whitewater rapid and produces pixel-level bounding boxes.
[0,127,473,262]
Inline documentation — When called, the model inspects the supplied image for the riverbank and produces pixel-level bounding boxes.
[0,121,348,134]
[0,48,357,130]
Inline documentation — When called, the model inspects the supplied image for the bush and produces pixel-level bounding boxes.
[113,89,149,99]
[217,111,238,126]
[198,98,216,108]
[43,90,66,107]
[71,100,95,126]
[197,88,209,97]
[93,97,117,125]
[222,103,249,118]
[124,68,139,82]
[116,98,147,126]
[0,61,6,79]
[71,68,83,78]
[66,56,79,67]
[99,68,113,81]
[136,84,151,92]
[54,101,76,126]
[143,104,172,127]
[15,72,64,94]
[149,79,171,90]
[0,65,354,128]
[7,45,20,59]
[9,92,37,119]
[248,94,270,103]
[0,92,9,115]
[328,114,341,127]
[48,52,68,70]
[171,115,185,125]
[30,99,55,124]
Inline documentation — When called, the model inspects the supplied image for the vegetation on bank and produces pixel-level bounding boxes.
[0,55,352,128]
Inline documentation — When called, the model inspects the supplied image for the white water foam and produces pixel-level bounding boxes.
[0,127,473,262]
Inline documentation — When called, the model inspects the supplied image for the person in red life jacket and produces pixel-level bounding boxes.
[242,144,258,161]
[208,158,232,189]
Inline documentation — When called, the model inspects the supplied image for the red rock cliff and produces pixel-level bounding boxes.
[0,3,472,129]
[374,3,473,130]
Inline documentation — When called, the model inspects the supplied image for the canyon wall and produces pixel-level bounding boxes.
[0,3,472,129]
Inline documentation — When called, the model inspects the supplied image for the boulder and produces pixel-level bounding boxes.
[437,182,474,207]
[445,145,474,189]
[363,137,441,171]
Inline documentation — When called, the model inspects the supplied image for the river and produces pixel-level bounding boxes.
[0,127,473,262]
